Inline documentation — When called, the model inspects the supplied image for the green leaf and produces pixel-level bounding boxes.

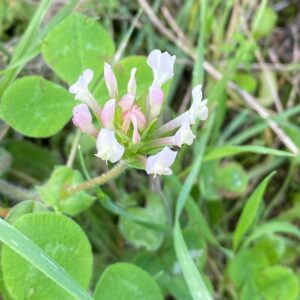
[0,76,74,137]
[93,263,163,300]
[6,200,47,224]
[38,166,95,216]
[119,196,166,251]
[228,248,270,289]
[0,213,93,300]
[255,266,299,300]
[204,145,293,161]
[233,172,275,250]
[243,221,300,248]
[215,162,249,198]
[42,13,115,84]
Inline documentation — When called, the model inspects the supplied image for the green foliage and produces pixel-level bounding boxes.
[5,140,59,180]
[252,5,278,39]
[0,214,93,300]
[38,166,95,216]
[93,262,163,300]
[0,1,299,300]
[233,172,275,250]
[5,201,47,224]
[216,162,248,198]
[119,195,166,251]
[42,13,115,84]
[0,76,74,137]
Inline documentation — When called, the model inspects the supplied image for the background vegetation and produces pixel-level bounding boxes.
[0,0,300,299]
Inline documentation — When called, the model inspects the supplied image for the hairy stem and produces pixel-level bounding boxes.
[66,160,128,195]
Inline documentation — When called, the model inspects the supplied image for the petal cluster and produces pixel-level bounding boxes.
[69,49,208,178]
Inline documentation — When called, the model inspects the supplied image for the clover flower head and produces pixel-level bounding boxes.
[69,49,208,177]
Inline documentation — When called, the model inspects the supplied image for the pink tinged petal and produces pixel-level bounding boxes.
[147,49,176,87]
[119,94,135,112]
[131,115,141,144]
[95,128,124,163]
[127,68,137,95]
[100,99,116,129]
[121,111,131,133]
[174,117,196,147]
[104,63,118,98]
[146,146,177,178]
[72,104,98,137]
[147,87,164,120]
[131,105,146,130]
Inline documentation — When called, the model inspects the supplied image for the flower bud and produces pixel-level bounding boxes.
[72,104,98,136]
[104,63,118,98]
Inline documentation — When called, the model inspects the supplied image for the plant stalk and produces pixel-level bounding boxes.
[66,160,127,195]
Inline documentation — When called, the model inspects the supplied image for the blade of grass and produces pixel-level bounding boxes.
[0,0,53,97]
[173,114,215,300]
[243,221,300,248]
[0,218,94,300]
[233,172,275,251]
[203,145,294,161]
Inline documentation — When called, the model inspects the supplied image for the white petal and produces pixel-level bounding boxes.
[192,84,202,101]
[82,69,94,85]
[95,128,124,163]
[174,117,196,147]
[146,146,177,177]
[147,49,176,87]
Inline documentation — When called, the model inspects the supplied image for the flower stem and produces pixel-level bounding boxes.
[66,160,127,195]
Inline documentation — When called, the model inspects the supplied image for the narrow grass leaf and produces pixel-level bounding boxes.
[233,172,275,251]
[243,221,300,248]
[204,145,293,161]
[173,115,215,300]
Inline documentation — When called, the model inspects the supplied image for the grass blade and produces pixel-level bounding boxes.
[243,221,300,248]
[0,218,94,300]
[204,145,293,161]
[173,115,214,300]
[233,172,275,251]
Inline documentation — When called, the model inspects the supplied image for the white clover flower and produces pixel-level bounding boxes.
[146,147,177,178]
[69,49,208,176]
[189,84,208,124]
[95,128,124,163]
[147,49,176,87]
[174,116,196,147]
